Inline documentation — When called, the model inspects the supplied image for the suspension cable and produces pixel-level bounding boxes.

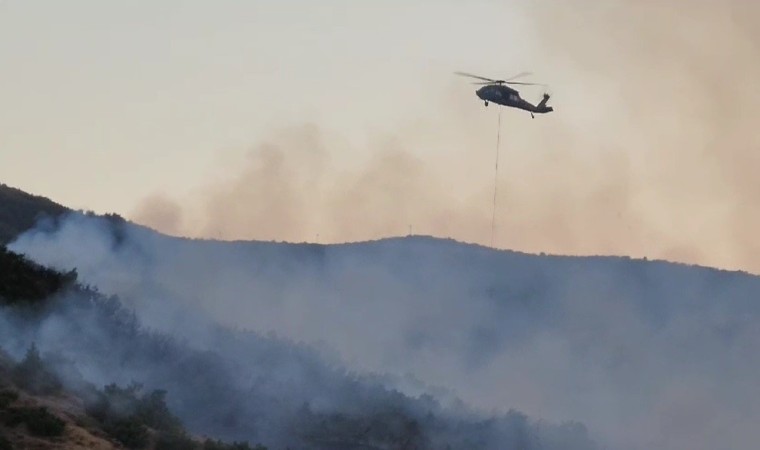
[491,110,502,247]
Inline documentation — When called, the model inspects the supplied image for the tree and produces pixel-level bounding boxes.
[11,343,62,395]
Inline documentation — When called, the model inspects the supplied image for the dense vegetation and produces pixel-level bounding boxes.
[0,184,601,449]
[2,405,66,438]
[0,247,76,306]
[0,184,69,245]
[5,182,760,449]
[0,341,267,449]
[0,243,597,449]
[0,248,269,449]
[0,368,66,443]
[83,381,264,450]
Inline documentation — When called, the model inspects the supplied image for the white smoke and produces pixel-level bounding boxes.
[8,212,760,450]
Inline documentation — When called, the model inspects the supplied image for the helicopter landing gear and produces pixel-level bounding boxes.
[530,112,534,119]
[484,100,489,107]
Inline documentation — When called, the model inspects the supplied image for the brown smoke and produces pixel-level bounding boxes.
[519,0,760,272]
[135,123,491,245]
[131,1,760,274]
[131,193,184,236]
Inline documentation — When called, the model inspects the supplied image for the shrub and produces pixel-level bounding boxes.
[86,383,267,450]
[85,383,141,423]
[3,406,65,438]
[155,431,198,450]
[86,383,180,449]
[134,389,182,433]
[0,390,18,409]
[0,246,75,305]
[102,417,149,449]
[87,383,181,431]
[203,439,265,450]
[11,344,62,396]
[22,407,66,438]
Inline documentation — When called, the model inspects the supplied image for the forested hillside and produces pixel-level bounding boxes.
[0,247,267,449]
[11,209,760,450]
[0,240,597,449]
[5,185,759,450]
[0,184,69,245]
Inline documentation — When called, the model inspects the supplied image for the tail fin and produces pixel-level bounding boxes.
[536,93,553,113]
[537,93,550,109]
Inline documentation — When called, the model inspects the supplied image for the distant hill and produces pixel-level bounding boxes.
[10,210,760,450]
[4,183,760,450]
[0,184,70,245]
[0,187,602,450]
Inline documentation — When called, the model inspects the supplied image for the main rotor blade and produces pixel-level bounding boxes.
[505,81,546,86]
[454,71,499,83]
[505,71,533,81]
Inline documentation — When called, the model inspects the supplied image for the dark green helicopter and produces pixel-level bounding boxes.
[455,71,553,118]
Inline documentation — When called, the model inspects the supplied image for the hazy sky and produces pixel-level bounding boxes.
[3,1,760,273]
[1,0,535,208]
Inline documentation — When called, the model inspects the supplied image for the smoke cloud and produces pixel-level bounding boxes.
[4,214,601,450]
[132,124,483,245]
[10,213,760,450]
[130,1,760,275]
[7,3,759,449]
[522,0,760,269]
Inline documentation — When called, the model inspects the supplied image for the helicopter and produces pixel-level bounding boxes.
[455,71,553,118]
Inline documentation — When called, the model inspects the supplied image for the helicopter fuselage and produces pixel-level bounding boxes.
[475,84,553,117]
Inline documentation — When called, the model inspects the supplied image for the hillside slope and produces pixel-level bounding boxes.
[0,184,70,246]
[3,185,760,450]
[0,249,272,450]
[0,197,598,449]
[9,210,760,450]
[0,353,120,450]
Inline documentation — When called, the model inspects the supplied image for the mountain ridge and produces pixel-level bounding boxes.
[0,231,596,450]
[2,182,749,278]
[0,184,69,246]
[3,182,760,449]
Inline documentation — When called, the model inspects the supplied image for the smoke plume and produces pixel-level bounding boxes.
[7,3,759,449]
[131,2,760,275]
[10,213,760,450]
